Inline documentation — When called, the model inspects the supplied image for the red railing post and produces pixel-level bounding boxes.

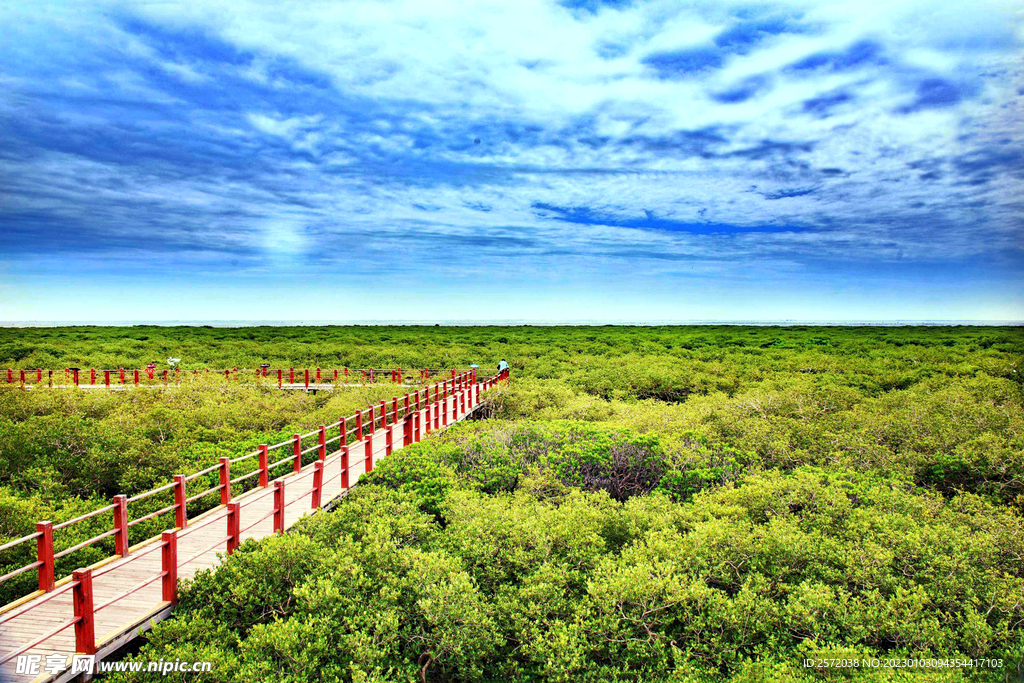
[415,411,422,443]
[36,521,54,592]
[227,502,240,554]
[369,403,376,431]
[72,569,96,655]
[380,400,387,428]
[278,369,283,388]
[392,397,398,425]
[318,425,327,460]
[224,369,230,381]
[273,481,285,532]
[339,416,347,445]
[340,445,350,489]
[113,494,129,557]
[289,367,294,384]
[119,368,125,384]
[404,414,412,447]
[90,368,95,385]
[386,425,393,456]
[37,368,42,383]
[8,368,13,384]
[356,410,363,440]
[404,393,410,416]
[73,368,79,386]
[312,461,324,509]
[161,530,177,604]
[220,457,231,504]
[344,367,349,380]
[293,434,302,472]
[434,385,440,429]
[134,369,139,385]
[258,445,269,487]
[443,394,449,426]
[304,369,309,390]
[334,369,338,382]
[174,475,187,528]
[48,369,52,387]
[104,370,110,387]
[316,368,321,383]
[365,436,374,472]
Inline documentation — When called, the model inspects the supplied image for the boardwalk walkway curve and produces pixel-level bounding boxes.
[0,369,509,682]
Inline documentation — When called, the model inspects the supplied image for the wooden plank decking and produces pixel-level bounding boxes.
[0,391,479,682]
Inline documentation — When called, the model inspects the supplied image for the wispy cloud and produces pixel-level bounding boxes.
[0,0,1021,320]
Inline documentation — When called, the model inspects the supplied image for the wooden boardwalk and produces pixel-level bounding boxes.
[0,384,489,683]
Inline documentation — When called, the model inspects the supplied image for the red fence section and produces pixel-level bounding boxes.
[0,369,510,671]
[0,368,509,641]
[3,367,473,388]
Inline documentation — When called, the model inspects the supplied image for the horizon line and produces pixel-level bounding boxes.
[2,319,1023,328]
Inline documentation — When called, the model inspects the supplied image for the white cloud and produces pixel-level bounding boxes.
[1,0,1021,285]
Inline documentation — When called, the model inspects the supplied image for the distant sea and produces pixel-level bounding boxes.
[2,320,1022,328]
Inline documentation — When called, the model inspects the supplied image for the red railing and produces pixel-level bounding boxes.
[0,370,507,612]
[2,366,476,388]
[0,369,508,667]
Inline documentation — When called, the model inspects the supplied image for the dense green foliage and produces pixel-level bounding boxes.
[108,430,1024,682]
[1,325,1020,385]
[2,325,1022,680]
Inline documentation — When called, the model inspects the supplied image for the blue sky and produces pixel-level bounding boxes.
[1,0,1022,322]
